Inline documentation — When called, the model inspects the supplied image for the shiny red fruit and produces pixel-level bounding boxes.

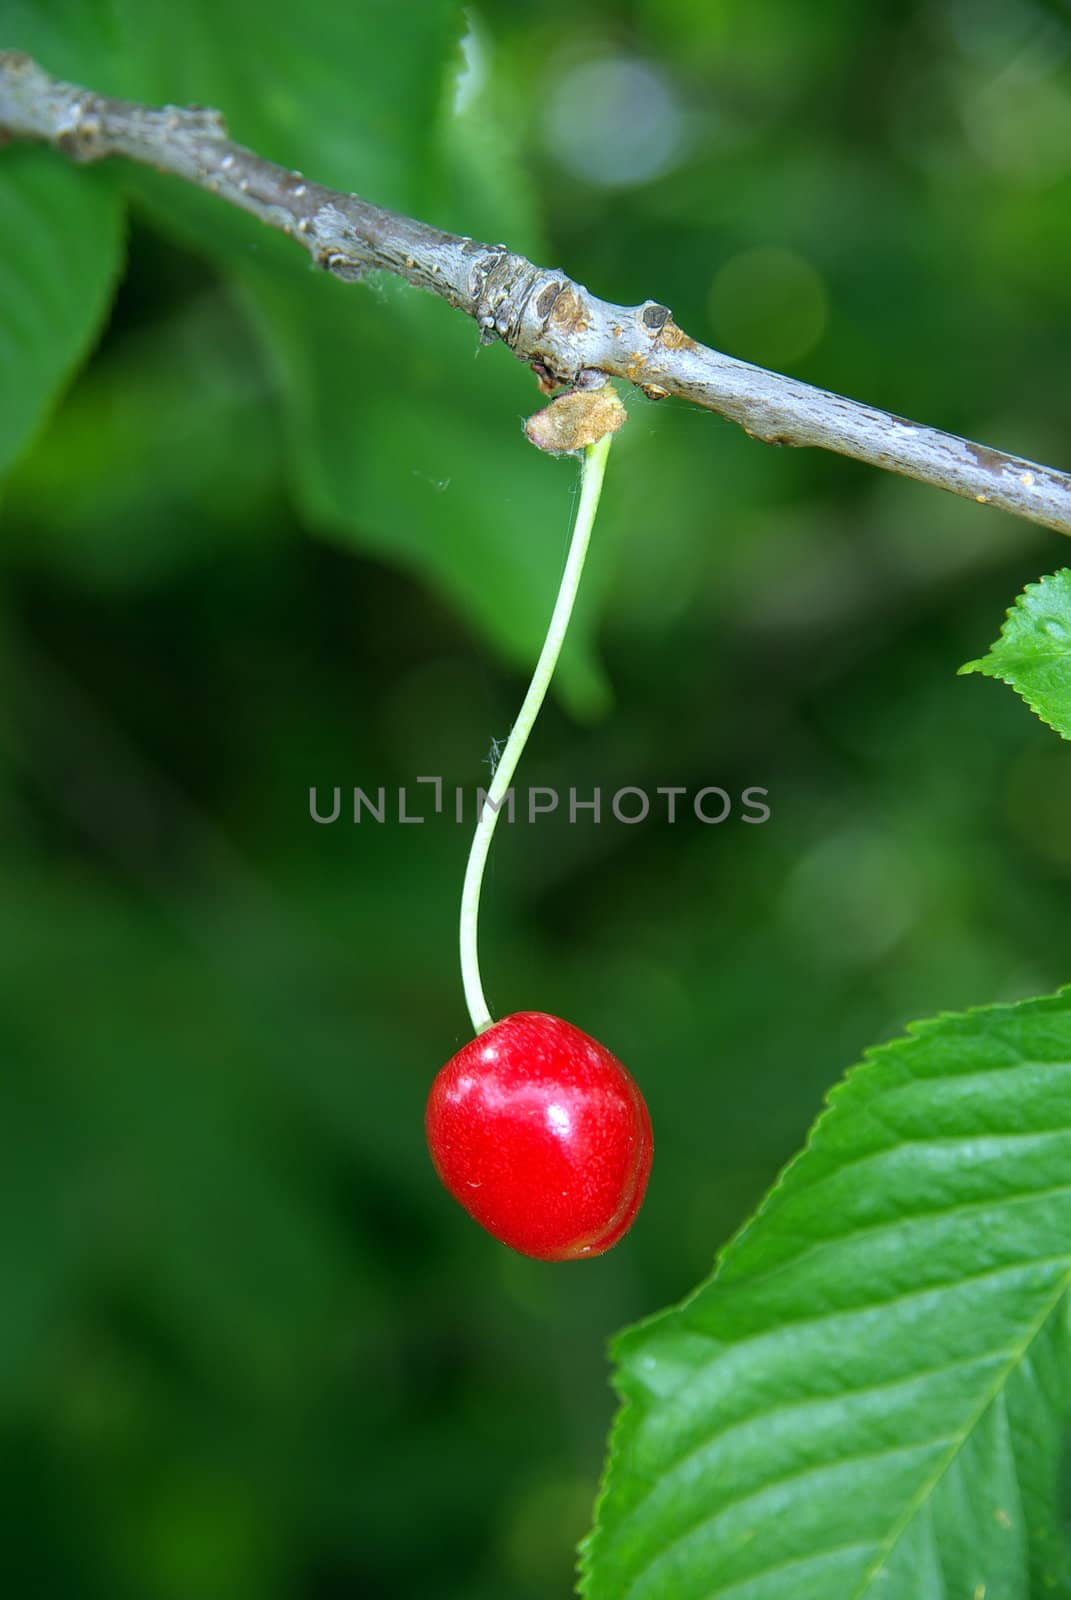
[426,1011,652,1261]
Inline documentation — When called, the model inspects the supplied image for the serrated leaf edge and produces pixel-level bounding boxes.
[578,982,1071,1597]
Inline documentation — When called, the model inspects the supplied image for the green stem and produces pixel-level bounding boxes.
[459,432,614,1034]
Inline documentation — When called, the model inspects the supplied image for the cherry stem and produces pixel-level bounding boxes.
[459,432,614,1035]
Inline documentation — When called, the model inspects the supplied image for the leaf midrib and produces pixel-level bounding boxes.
[850,1258,1071,1597]
[611,1254,1071,1595]
[615,1262,1070,1600]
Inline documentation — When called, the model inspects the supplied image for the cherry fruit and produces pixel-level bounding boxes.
[426,1011,652,1260]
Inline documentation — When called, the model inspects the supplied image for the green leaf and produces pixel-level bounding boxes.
[3,4,607,704]
[0,148,123,483]
[107,1,605,705]
[581,987,1071,1600]
[110,0,461,208]
[960,570,1071,740]
[236,265,609,711]
[2,0,124,91]
[431,9,544,258]
[2,293,282,586]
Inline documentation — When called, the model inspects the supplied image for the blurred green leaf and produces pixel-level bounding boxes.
[2,0,123,90]
[431,10,544,257]
[236,264,608,711]
[961,570,1071,740]
[2,291,281,586]
[61,0,606,704]
[581,988,1071,1599]
[111,0,461,207]
[0,148,122,483]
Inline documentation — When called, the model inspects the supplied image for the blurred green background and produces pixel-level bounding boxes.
[2,0,1071,1594]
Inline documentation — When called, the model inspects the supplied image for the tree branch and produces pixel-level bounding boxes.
[2,49,1070,535]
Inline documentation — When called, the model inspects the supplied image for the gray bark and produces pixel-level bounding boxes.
[2,49,1069,534]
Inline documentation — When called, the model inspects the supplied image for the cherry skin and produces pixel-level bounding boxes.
[426,1011,652,1261]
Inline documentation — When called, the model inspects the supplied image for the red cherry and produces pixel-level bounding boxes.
[426,1011,652,1261]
